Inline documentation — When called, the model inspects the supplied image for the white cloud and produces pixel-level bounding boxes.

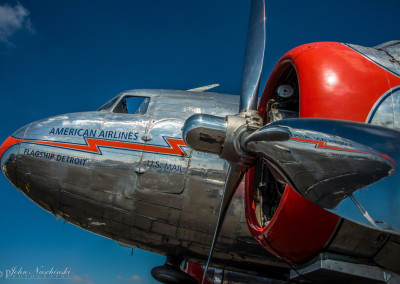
[0,2,34,46]
[72,274,91,283]
[131,275,141,282]
[116,275,141,282]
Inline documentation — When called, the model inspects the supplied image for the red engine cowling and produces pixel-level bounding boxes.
[245,42,400,263]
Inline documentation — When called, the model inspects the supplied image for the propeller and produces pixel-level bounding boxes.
[183,0,265,281]
[182,0,400,280]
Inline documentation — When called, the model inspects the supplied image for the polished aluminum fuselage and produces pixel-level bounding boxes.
[0,89,287,275]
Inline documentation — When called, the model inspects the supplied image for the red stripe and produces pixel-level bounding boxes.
[0,136,21,160]
[290,137,396,166]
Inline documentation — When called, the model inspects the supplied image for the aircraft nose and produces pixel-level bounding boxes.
[0,136,21,185]
[0,124,28,184]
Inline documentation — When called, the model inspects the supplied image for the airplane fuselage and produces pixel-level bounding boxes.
[0,89,288,277]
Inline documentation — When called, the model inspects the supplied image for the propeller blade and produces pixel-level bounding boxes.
[240,0,266,112]
[244,118,400,231]
[183,1,266,279]
[202,166,242,284]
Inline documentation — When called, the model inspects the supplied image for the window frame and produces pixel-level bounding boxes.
[98,94,151,115]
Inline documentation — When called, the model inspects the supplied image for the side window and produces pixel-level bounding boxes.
[113,96,150,115]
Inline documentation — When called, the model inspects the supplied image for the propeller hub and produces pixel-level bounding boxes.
[182,111,262,171]
[220,111,262,170]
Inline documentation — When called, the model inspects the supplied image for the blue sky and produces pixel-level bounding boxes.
[0,1,400,283]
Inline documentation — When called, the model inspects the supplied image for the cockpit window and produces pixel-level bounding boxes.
[113,96,150,115]
[97,96,119,111]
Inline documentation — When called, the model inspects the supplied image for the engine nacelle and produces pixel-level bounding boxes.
[245,41,400,263]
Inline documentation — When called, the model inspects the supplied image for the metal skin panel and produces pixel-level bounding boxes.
[0,89,288,278]
[139,114,188,193]
[290,253,392,283]
[184,262,285,284]
[245,42,400,264]
[328,219,390,259]
[347,42,400,77]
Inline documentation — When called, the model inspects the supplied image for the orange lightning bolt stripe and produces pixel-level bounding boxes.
[290,137,396,166]
[3,136,188,157]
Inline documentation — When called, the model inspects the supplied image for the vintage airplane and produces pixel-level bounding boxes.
[2,0,400,283]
